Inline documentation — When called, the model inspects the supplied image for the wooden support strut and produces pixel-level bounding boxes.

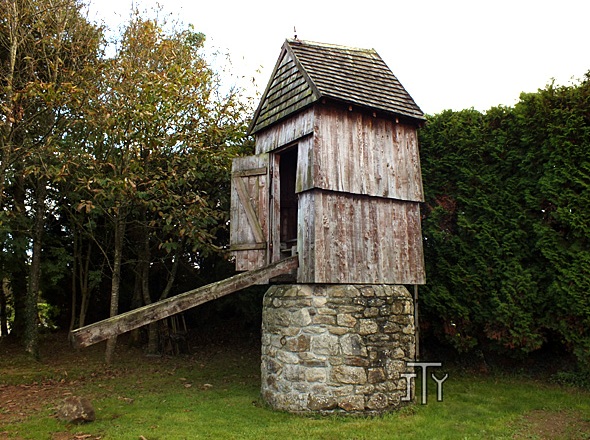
[69,256,299,349]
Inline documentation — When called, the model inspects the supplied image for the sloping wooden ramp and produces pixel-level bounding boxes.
[70,256,298,349]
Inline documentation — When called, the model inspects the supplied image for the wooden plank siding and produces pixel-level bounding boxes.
[230,154,270,272]
[298,190,425,285]
[255,107,315,155]
[312,105,424,202]
[255,104,424,203]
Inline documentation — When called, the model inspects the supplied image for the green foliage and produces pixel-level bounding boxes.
[0,1,252,350]
[552,370,590,390]
[419,74,590,369]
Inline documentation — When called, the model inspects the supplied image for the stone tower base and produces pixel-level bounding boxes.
[261,284,415,414]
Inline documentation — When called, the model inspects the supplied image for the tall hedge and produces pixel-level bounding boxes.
[419,74,590,369]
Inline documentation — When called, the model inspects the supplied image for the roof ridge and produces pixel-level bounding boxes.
[286,38,377,55]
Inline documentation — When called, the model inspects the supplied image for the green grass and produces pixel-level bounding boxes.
[1,334,589,439]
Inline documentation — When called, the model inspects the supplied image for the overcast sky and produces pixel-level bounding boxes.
[88,0,589,115]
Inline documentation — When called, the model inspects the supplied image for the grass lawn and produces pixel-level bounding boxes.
[1,332,589,439]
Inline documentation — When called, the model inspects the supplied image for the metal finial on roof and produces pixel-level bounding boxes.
[293,26,298,40]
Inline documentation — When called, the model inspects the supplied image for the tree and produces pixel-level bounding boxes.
[419,75,590,370]
[73,11,251,362]
[0,0,102,355]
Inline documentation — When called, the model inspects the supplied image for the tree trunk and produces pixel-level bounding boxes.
[128,265,143,347]
[10,173,27,340]
[0,278,9,337]
[78,241,92,328]
[25,180,47,359]
[105,210,126,366]
[0,0,18,212]
[69,230,79,332]
[139,230,159,355]
[160,241,183,302]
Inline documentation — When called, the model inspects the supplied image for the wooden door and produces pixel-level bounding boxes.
[230,154,270,271]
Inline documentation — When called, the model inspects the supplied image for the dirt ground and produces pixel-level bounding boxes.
[513,409,590,440]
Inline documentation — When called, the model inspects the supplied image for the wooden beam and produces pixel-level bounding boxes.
[69,256,298,349]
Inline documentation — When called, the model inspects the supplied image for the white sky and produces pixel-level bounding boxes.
[87,0,589,115]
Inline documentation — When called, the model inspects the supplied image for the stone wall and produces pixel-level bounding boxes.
[261,284,415,414]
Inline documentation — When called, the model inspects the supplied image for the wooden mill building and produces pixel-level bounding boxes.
[71,38,426,414]
[230,39,426,285]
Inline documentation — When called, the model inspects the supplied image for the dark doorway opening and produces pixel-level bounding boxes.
[278,146,298,258]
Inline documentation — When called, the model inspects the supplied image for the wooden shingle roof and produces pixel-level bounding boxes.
[249,39,424,134]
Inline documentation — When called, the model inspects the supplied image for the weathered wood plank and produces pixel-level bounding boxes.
[232,167,267,178]
[270,153,281,263]
[297,190,425,284]
[70,256,299,349]
[255,108,315,154]
[313,105,424,202]
[233,176,265,243]
[230,154,269,272]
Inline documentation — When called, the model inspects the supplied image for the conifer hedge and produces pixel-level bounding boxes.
[419,74,590,369]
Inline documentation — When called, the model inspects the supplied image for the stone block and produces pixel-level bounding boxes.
[338,395,365,411]
[373,285,388,297]
[302,325,328,335]
[340,333,367,356]
[383,322,400,334]
[385,359,406,380]
[336,313,357,328]
[366,393,389,410]
[312,314,336,325]
[403,301,413,315]
[311,333,340,355]
[367,367,386,383]
[284,334,311,352]
[327,326,349,336]
[312,296,327,307]
[367,297,385,307]
[331,365,367,384]
[358,319,379,335]
[56,396,95,424]
[305,367,327,382]
[297,285,314,297]
[360,286,374,297]
[284,365,305,381]
[276,350,300,365]
[402,324,414,335]
[291,308,312,327]
[344,356,369,367]
[392,347,406,359]
[283,286,300,297]
[355,384,375,395]
[391,302,404,315]
[308,395,337,411]
[263,357,283,375]
[363,307,380,318]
